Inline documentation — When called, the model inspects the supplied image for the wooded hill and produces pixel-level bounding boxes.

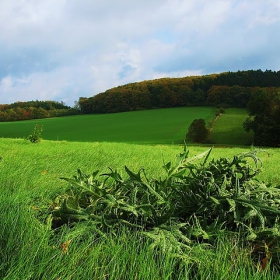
[77,69,280,146]
[0,100,79,121]
[78,69,280,113]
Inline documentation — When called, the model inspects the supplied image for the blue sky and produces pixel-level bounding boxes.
[0,0,280,106]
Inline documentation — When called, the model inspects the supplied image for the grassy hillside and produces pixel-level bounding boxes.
[0,107,215,144]
[1,138,280,279]
[0,107,253,145]
[210,108,253,146]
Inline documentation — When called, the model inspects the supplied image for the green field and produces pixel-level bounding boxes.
[0,106,252,146]
[210,108,253,145]
[0,138,278,194]
[1,107,280,279]
[1,138,280,279]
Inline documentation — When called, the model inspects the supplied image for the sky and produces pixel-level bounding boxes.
[1,0,280,106]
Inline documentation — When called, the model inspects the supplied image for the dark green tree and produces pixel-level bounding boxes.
[243,88,280,146]
[186,119,209,143]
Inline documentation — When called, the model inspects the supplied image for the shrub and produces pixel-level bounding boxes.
[27,124,44,143]
[186,119,209,143]
[216,107,225,116]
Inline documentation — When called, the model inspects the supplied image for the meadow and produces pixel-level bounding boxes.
[210,108,254,145]
[1,137,280,279]
[0,106,251,145]
[1,107,279,279]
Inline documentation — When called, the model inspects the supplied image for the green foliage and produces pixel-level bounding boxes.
[186,118,209,143]
[1,138,280,278]
[244,88,280,146]
[27,124,44,143]
[78,70,280,114]
[216,107,225,115]
[0,100,79,122]
[50,147,280,267]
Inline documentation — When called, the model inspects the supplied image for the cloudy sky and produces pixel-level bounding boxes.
[1,0,280,106]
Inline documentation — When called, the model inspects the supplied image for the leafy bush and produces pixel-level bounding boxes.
[49,147,280,267]
[216,107,225,115]
[186,119,209,143]
[27,124,44,143]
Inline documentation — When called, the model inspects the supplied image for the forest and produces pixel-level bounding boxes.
[78,69,280,113]
[0,100,79,121]
[1,69,280,146]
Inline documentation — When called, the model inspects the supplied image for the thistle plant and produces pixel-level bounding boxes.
[49,147,280,268]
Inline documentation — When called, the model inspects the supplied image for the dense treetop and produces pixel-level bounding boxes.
[78,69,280,114]
[0,100,70,110]
[0,100,79,121]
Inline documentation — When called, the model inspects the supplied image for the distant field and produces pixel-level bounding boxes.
[0,107,253,145]
[210,108,253,146]
[0,107,215,144]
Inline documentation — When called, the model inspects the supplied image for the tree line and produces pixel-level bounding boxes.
[0,100,79,122]
[78,70,280,114]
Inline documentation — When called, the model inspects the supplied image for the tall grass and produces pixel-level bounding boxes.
[0,138,279,279]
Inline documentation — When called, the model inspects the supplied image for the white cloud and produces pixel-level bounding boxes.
[0,0,280,106]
